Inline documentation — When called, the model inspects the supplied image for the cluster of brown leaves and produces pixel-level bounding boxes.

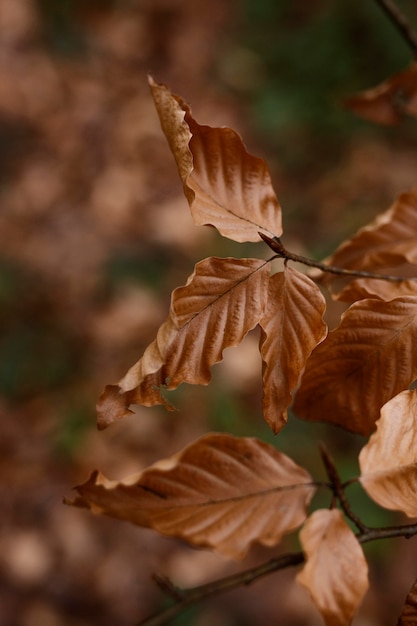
[71,78,417,624]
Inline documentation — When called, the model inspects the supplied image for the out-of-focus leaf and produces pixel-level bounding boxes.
[259,267,327,433]
[69,433,316,559]
[397,575,417,625]
[334,276,417,303]
[293,296,417,435]
[359,390,417,517]
[149,77,283,243]
[97,257,270,429]
[321,189,417,293]
[345,62,417,125]
[297,509,368,626]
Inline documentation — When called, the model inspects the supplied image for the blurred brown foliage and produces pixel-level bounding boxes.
[2,1,417,625]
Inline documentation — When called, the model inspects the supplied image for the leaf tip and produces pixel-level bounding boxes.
[96,384,134,430]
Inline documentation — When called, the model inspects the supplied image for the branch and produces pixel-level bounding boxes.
[260,233,417,283]
[135,552,305,626]
[374,0,417,58]
[319,444,369,533]
[359,522,417,544]
[136,520,417,626]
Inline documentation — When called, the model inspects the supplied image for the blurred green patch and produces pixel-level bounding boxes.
[233,0,416,163]
[0,259,84,400]
[53,401,94,460]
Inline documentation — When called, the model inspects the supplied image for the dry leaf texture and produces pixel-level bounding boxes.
[293,296,417,435]
[322,189,417,292]
[149,77,283,242]
[297,509,368,626]
[70,433,316,559]
[345,63,417,125]
[259,267,327,433]
[359,390,417,517]
[398,575,417,625]
[97,257,270,428]
[334,277,417,303]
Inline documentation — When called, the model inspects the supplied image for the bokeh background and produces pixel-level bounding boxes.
[2,1,417,625]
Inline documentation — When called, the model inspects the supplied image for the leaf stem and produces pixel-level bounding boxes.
[374,0,417,58]
[319,444,369,533]
[260,233,417,283]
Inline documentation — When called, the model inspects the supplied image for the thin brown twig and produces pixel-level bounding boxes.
[136,520,417,626]
[135,552,305,626]
[319,444,369,533]
[260,233,417,282]
[374,0,417,58]
[359,522,417,544]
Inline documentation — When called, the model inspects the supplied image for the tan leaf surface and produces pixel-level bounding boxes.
[397,576,417,625]
[359,390,417,517]
[69,433,316,559]
[297,509,368,626]
[334,276,417,303]
[345,62,417,125]
[322,190,417,291]
[149,77,283,242]
[259,267,327,433]
[293,296,417,435]
[97,257,270,428]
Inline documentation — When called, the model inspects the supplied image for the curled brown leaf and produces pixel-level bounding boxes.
[293,296,417,435]
[97,257,270,428]
[69,433,316,559]
[149,77,283,243]
[259,267,327,433]
[297,509,369,626]
[359,390,417,517]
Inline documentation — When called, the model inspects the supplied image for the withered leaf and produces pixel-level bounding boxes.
[297,509,368,626]
[97,257,270,429]
[69,433,316,559]
[397,575,417,626]
[345,62,417,125]
[259,267,327,433]
[149,77,283,243]
[322,189,417,292]
[334,276,417,303]
[359,390,417,517]
[293,296,417,435]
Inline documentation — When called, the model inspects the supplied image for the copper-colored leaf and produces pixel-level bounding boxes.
[322,189,417,292]
[259,267,327,433]
[97,257,270,428]
[69,433,316,559]
[293,296,417,435]
[334,276,417,303]
[345,62,417,125]
[149,77,283,243]
[397,576,417,625]
[359,390,417,517]
[297,509,368,626]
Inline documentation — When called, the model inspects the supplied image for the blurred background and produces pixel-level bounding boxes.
[2,1,417,625]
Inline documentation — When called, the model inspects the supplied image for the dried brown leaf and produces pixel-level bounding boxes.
[345,62,417,125]
[97,257,270,428]
[297,509,368,626]
[397,576,417,626]
[334,276,417,303]
[259,267,327,433]
[359,390,417,517]
[293,296,417,435]
[69,433,316,559]
[149,77,283,242]
[322,189,417,292]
